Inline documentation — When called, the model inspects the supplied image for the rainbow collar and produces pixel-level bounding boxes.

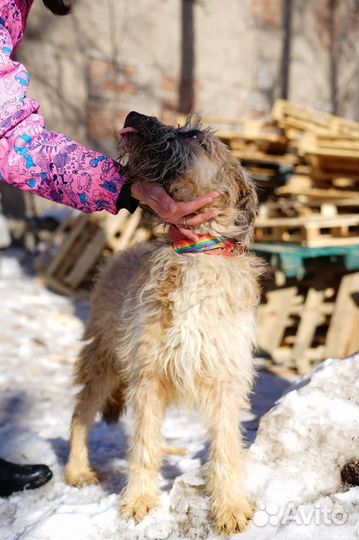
[169,227,245,257]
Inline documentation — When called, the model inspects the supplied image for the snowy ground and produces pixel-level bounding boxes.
[0,249,358,540]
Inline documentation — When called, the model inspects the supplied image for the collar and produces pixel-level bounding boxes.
[169,226,246,257]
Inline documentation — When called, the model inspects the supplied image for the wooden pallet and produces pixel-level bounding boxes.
[231,149,297,166]
[261,199,359,219]
[297,133,359,157]
[255,214,359,247]
[263,179,359,217]
[295,132,359,184]
[231,151,296,201]
[276,180,358,201]
[39,209,157,297]
[306,156,359,183]
[260,196,359,216]
[272,100,359,139]
[256,272,359,373]
[217,120,288,154]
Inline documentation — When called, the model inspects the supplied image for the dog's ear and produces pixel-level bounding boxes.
[219,158,258,242]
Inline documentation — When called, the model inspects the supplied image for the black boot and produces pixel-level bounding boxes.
[0,457,52,497]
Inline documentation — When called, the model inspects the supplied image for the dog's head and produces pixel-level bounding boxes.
[119,112,257,247]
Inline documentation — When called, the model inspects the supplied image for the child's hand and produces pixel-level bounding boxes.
[131,181,219,241]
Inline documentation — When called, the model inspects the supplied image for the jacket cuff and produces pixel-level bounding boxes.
[116,181,139,214]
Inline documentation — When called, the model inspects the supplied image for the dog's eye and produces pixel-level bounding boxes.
[178,129,200,140]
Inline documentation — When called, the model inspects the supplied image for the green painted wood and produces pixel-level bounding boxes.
[252,242,359,277]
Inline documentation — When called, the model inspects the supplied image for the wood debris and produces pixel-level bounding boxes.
[37,209,164,298]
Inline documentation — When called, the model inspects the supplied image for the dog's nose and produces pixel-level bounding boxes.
[124,111,143,128]
[124,111,151,128]
[124,111,159,129]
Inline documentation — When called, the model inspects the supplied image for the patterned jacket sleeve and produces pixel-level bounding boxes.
[0,20,136,214]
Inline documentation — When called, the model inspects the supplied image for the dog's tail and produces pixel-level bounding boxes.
[101,383,126,424]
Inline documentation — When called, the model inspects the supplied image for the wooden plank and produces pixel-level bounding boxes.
[297,133,359,158]
[101,211,133,250]
[42,275,90,300]
[310,156,359,175]
[256,214,359,228]
[110,208,143,251]
[325,273,359,358]
[291,288,325,373]
[255,214,359,247]
[46,214,89,276]
[276,185,359,201]
[310,169,359,183]
[54,224,95,280]
[105,209,144,251]
[257,287,298,356]
[290,302,334,316]
[64,229,106,288]
[232,149,297,165]
[131,227,152,245]
[345,307,359,356]
[272,345,325,366]
[272,99,359,138]
[304,236,359,248]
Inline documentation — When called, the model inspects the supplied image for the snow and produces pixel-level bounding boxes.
[0,249,358,540]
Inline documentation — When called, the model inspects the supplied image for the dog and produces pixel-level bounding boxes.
[65,113,263,535]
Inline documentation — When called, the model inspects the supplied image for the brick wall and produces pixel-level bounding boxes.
[251,0,282,28]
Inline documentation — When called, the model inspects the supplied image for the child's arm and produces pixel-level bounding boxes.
[0,21,137,214]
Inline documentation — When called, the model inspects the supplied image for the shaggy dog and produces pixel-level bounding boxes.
[65,113,263,535]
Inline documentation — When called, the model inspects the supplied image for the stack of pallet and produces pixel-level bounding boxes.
[255,100,359,244]
[213,101,359,372]
[256,271,359,374]
[216,100,359,221]
[225,101,358,373]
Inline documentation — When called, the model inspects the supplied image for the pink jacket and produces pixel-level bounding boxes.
[0,0,135,214]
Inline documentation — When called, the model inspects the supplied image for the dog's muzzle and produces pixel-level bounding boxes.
[124,111,159,130]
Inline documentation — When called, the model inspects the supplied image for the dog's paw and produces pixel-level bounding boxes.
[212,500,254,535]
[64,466,99,488]
[121,493,159,522]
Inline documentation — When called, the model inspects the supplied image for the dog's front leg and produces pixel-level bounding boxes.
[121,374,167,522]
[199,381,253,535]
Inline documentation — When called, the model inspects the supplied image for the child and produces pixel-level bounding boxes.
[0,0,218,496]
